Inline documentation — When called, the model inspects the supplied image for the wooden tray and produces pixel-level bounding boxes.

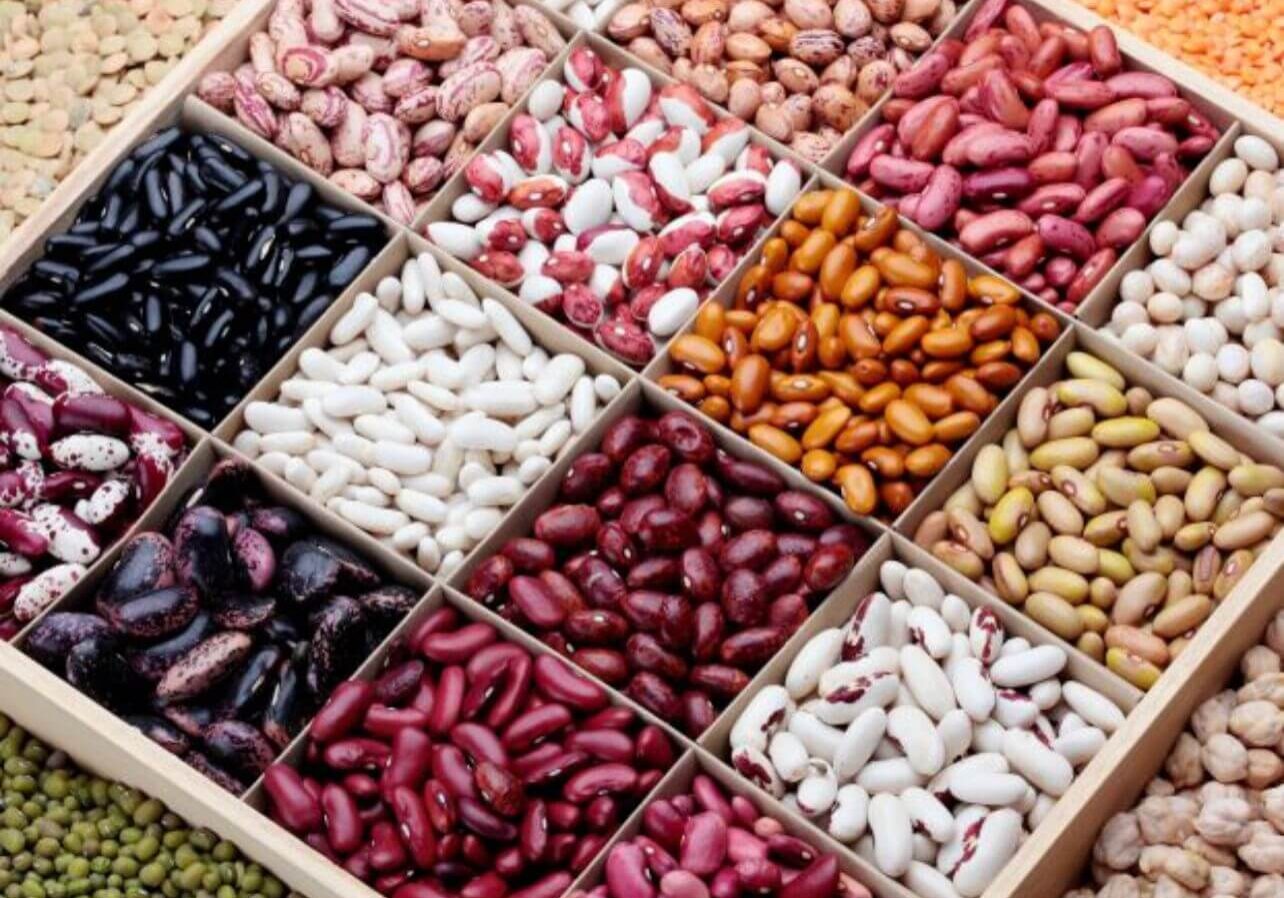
[1,1,1283,897]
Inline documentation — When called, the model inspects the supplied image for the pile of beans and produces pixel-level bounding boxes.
[262,607,678,898]
[1065,608,1284,898]
[914,351,1284,690]
[0,127,387,428]
[730,559,1128,898]
[465,408,870,736]
[234,251,623,577]
[425,49,802,367]
[605,0,958,163]
[1107,134,1284,433]
[0,714,295,898]
[23,457,419,794]
[663,187,1062,519]
[0,325,188,641]
[588,773,870,898]
[844,0,1219,311]
[0,0,236,243]
[196,0,566,225]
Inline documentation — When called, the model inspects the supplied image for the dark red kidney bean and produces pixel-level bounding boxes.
[620,495,666,533]
[534,505,600,547]
[310,680,373,743]
[681,811,728,876]
[595,522,637,568]
[320,784,362,854]
[364,704,431,738]
[462,832,494,867]
[572,647,629,684]
[396,881,453,898]
[635,725,675,768]
[626,633,689,681]
[597,486,626,519]
[429,665,465,734]
[579,706,635,731]
[656,411,716,464]
[626,556,680,589]
[638,507,697,552]
[374,660,426,706]
[643,800,686,849]
[721,569,767,627]
[689,664,751,697]
[461,872,508,898]
[774,491,835,531]
[502,703,573,752]
[584,796,619,832]
[358,802,388,828]
[803,545,855,591]
[452,722,508,767]
[776,533,818,558]
[563,763,639,802]
[423,778,456,833]
[409,681,435,716]
[723,496,774,531]
[665,463,709,514]
[533,654,608,711]
[467,556,514,603]
[458,796,519,841]
[692,775,736,823]
[538,570,585,615]
[670,795,695,816]
[438,832,462,861]
[502,538,557,573]
[344,846,371,881]
[305,833,337,862]
[480,654,533,731]
[634,835,677,877]
[562,453,614,501]
[714,451,784,495]
[344,772,380,800]
[695,510,727,550]
[761,555,803,597]
[769,593,809,635]
[390,785,437,867]
[509,872,573,898]
[520,799,549,862]
[571,833,607,870]
[474,761,525,817]
[691,603,724,661]
[620,444,672,495]
[322,738,390,770]
[622,590,666,630]
[658,595,694,648]
[431,744,478,799]
[572,556,627,608]
[564,609,629,645]
[369,821,409,871]
[410,608,461,645]
[384,727,433,793]
[494,846,524,878]
[680,548,721,603]
[521,749,591,787]
[509,576,565,629]
[545,800,581,831]
[422,623,498,663]
[627,671,682,719]
[818,523,869,554]
[602,416,653,463]
[718,627,786,667]
[719,529,777,571]
[767,834,819,867]
[737,858,782,892]
[509,743,562,781]
[564,728,634,763]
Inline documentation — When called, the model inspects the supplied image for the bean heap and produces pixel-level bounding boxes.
[465,408,870,736]
[0,714,294,898]
[731,559,1128,898]
[23,457,420,794]
[914,351,1284,690]
[197,0,566,225]
[605,0,958,163]
[235,251,623,577]
[1,127,386,427]
[426,49,801,367]
[665,187,1062,519]
[0,0,236,242]
[1108,135,1284,434]
[1066,609,1284,898]
[262,608,678,898]
[845,0,1219,311]
[0,326,188,641]
[591,774,870,898]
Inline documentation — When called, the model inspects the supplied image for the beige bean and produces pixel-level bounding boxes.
[993,551,1029,604]
[1093,416,1161,448]
[1016,386,1050,449]
[1097,550,1134,586]
[947,507,994,560]
[1024,591,1084,640]
[1152,595,1213,639]
[1174,522,1215,552]
[932,540,984,579]
[1128,440,1194,471]
[1055,379,1127,417]
[1052,466,1108,515]
[989,487,1034,544]
[1214,511,1276,550]
[1066,351,1126,389]
[1185,467,1228,522]
[1229,463,1284,496]
[1027,566,1090,603]
[1014,521,1052,570]
[1089,576,1118,610]
[1097,467,1157,506]
[1047,406,1095,440]
[1126,499,1163,553]
[1187,430,1241,471]
[1037,490,1085,536]
[1048,535,1098,575]
[1213,549,1253,599]
[1030,436,1100,471]
[1113,571,1167,625]
[971,444,1008,506]
[1106,646,1161,689]
[1077,631,1106,661]
[1153,494,1186,540]
[1151,465,1194,495]
[1146,397,1208,440]
[1084,510,1128,547]
[1105,624,1170,667]
[1077,603,1109,633]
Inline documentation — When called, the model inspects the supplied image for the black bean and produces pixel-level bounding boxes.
[2,128,384,424]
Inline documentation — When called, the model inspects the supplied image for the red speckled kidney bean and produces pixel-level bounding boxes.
[466,411,868,736]
[262,615,676,898]
[844,0,1218,312]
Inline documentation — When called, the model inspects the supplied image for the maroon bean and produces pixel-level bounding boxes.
[737,858,782,892]
[452,722,509,767]
[545,800,581,831]
[681,812,728,876]
[639,507,698,552]
[665,463,709,513]
[692,775,736,823]
[344,846,371,881]
[802,545,855,592]
[429,665,465,734]
[729,798,759,830]
[761,555,803,597]
[364,705,431,738]
[620,495,666,533]
[597,485,627,518]
[502,538,557,572]
[635,725,675,768]
[718,530,776,571]
[643,799,687,849]
[494,846,525,878]
[432,744,478,799]
[533,654,609,711]
[571,833,607,871]
[422,778,456,833]
[719,627,785,667]
[680,549,721,603]
[520,749,591,786]
[345,772,381,801]
[773,492,834,532]
[620,444,672,495]
[595,521,637,568]
[320,783,362,853]
[602,416,653,463]
[510,872,574,898]
[769,593,809,634]
[390,785,437,867]
[767,834,818,867]
[776,533,818,558]
[691,603,724,661]
[458,796,519,841]
[713,451,784,496]
[394,883,452,898]
[534,505,600,547]
[655,411,716,464]
[310,680,373,744]
[564,728,634,763]
[462,872,509,898]
[585,795,620,832]
[721,569,767,627]
[562,453,614,501]
[304,833,336,862]
[520,799,549,862]
[780,856,839,898]
[409,681,434,716]
[658,594,694,648]
[369,820,409,870]
[322,737,390,770]
[636,768,664,796]
[565,609,630,645]
[689,664,751,697]
[627,633,689,680]
[626,556,680,589]
[538,570,585,615]
[374,660,426,706]
[502,704,574,752]
[510,743,562,781]
[474,761,526,817]
[572,648,630,684]
[422,622,498,663]
[384,727,433,793]
[695,510,726,550]
[509,576,565,629]
[570,556,627,608]
[580,706,636,731]
[622,590,666,630]
[627,671,682,719]
[723,496,774,531]
[467,555,515,603]
[606,842,656,898]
